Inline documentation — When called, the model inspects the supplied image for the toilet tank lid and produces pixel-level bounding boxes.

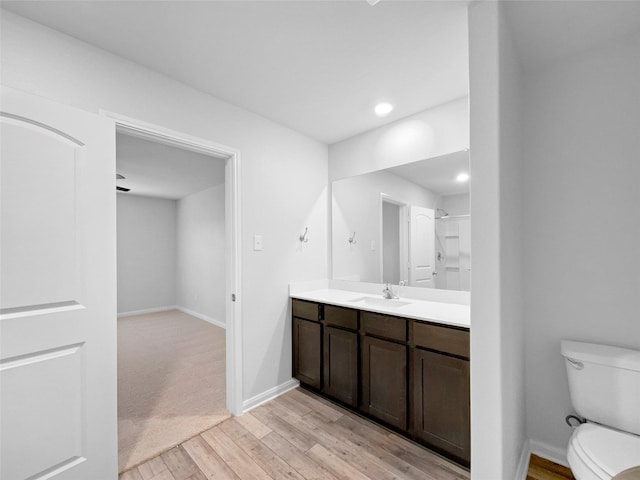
[561,341,640,372]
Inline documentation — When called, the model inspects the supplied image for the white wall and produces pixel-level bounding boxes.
[497,5,525,477]
[468,2,525,479]
[469,7,640,476]
[328,97,469,181]
[117,194,177,314]
[177,184,225,324]
[332,169,439,282]
[117,184,225,324]
[522,30,640,458]
[439,193,469,216]
[0,10,328,402]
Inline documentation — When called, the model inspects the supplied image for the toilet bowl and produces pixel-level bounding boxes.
[567,423,640,480]
[561,341,640,480]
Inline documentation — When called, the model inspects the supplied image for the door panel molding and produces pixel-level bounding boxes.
[0,342,83,371]
[0,300,84,319]
[1,342,85,479]
[0,112,84,146]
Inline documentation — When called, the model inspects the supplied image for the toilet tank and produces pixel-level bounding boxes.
[561,340,640,436]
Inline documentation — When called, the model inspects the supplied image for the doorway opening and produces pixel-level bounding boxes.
[107,114,242,472]
[380,194,437,289]
[381,196,408,285]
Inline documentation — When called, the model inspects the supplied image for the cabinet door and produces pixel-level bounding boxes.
[293,318,322,389]
[322,326,358,407]
[410,348,470,464]
[361,336,407,430]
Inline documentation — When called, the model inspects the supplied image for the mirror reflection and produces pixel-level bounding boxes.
[332,150,470,291]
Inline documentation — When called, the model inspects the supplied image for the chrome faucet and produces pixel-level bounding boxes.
[382,283,399,300]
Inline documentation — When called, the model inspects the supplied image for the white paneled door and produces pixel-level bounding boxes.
[0,88,118,479]
[408,206,435,288]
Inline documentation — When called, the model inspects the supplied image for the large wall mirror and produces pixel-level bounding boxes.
[332,150,470,292]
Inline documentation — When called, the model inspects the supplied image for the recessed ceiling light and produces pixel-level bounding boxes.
[375,102,393,117]
[367,0,382,5]
[456,172,470,183]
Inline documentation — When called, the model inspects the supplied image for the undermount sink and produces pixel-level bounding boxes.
[349,296,412,308]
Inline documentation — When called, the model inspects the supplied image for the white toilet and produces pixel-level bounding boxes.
[562,341,640,480]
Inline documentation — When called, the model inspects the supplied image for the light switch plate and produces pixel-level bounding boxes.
[253,235,263,251]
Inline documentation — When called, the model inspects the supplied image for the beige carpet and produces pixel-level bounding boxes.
[117,309,229,472]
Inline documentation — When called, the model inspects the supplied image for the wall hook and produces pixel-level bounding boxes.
[348,232,357,244]
[299,227,309,243]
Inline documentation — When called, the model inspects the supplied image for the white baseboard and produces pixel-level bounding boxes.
[515,439,532,480]
[176,306,226,329]
[117,305,177,318]
[242,378,300,414]
[529,438,570,468]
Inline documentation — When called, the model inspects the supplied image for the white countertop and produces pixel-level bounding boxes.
[290,288,470,329]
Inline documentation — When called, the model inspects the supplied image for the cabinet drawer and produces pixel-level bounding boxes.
[413,322,469,359]
[361,312,407,342]
[324,305,358,331]
[292,299,321,322]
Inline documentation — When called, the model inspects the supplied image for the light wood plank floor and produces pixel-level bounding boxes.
[120,387,470,480]
[527,454,575,480]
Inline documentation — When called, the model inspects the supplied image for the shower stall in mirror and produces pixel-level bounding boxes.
[434,208,470,291]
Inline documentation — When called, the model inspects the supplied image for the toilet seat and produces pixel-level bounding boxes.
[568,423,640,480]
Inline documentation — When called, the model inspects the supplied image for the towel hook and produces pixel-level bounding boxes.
[348,232,357,244]
[299,227,309,243]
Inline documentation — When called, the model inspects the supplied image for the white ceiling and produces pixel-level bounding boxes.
[387,150,469,196]
[1,0,469,144]
[116,133,225,200]
[4,1,637,146]
[505,1,640,71]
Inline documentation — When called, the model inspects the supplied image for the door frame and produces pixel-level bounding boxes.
[101,111,244,416]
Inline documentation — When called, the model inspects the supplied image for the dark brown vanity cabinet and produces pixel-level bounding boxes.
[292,300,322,389]
[360,311,408,429]
[291,298,470,467]
[322,305,358,406]
[410,348,470,463]
[292,318,321,389]
[323,326,358,406]
[361,335,407,430]
[410,321,470,464]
